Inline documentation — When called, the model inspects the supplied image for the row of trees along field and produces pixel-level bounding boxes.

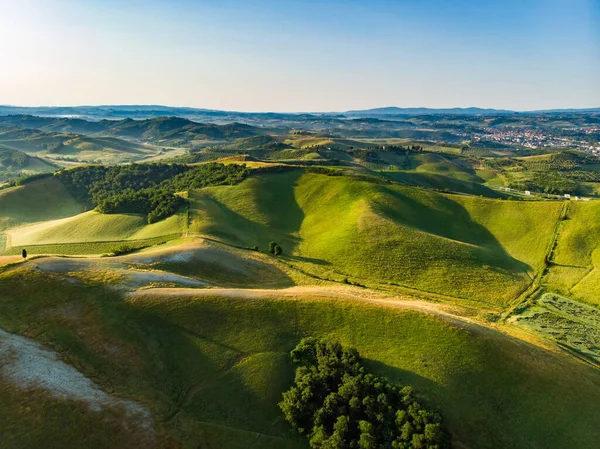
[56,162,250,223]
[280,338,449,449]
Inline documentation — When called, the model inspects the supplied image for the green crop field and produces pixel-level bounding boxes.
[190,171,562,307]
[512,292,600,363]
[1,268,599,449]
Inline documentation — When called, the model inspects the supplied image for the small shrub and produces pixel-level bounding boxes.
[110,244,135,256]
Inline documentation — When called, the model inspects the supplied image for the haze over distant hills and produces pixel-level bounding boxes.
[1,104,599,121]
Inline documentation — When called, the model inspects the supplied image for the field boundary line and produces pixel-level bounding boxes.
[502,202,569,319]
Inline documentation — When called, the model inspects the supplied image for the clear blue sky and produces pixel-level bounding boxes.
[1,0,598,111]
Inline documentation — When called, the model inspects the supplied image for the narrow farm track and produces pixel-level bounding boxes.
[503,201,570,318]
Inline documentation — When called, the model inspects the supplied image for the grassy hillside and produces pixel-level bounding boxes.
[381,170,503,198]
[0,116,261,147]
[283,137,370,150]
[97,117,259,146]
[407,153,480,182]
[189,171,562,306]
[543,201,600,305]
[1,170,563,306]
[0,145,56,182]
[0,177,83,231]
[6,210,185,248]
[1,268,599,449]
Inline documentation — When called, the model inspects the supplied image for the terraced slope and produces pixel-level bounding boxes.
[190,171,562,306]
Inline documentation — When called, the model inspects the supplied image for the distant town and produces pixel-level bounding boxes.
[471,126,600,153]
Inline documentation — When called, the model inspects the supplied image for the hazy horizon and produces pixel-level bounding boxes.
[1,103,599,114]
[2,0,599,112]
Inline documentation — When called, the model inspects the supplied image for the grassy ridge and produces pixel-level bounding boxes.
[1,269,600,448]
[191,171,561,306]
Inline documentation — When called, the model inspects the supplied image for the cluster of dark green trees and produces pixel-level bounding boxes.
[56,162,250,223]
[280,338,449,449]
[509,172,579,195]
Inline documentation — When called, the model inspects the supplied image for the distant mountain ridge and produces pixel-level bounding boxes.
[1,105,598,121]
[343,106,515,116]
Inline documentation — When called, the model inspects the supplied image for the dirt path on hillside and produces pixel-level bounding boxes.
[0,328,152,428]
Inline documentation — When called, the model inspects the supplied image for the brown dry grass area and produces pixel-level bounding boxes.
[0,256,22,267]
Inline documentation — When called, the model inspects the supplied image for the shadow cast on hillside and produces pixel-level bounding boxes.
[116,299,299,442]
[377,185,533,275]
[285,254,331,266]
[191,171,306,255]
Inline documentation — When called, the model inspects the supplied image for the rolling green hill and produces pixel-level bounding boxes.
[6,210,185,247]
[96,117,260,145]
[0,145,56,182]
[1,268,599,449]
[0,169,564,306]
[0,176,83,231]
[381,171,503,198]
[189,170,562,307]
[543,201,600,305]
[2,164,600,449]
[0,117,263,165]
[0,128,156,164]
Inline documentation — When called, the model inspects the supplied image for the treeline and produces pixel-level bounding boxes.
[56,163,250,223]
[508,172,579,195]
[280,338,449,449]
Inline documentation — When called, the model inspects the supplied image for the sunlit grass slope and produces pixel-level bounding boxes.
[409,153,480,183]
[1,269,600,449]
[7,210,185,247]
[381,170,503,198]
[191,171,561,306]
[0,177,83,231]
[544,201,600,304]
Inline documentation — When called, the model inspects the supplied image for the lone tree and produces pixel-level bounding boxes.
[269,241,278,255]
[22,249,27,259]
[274,245,282,256]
